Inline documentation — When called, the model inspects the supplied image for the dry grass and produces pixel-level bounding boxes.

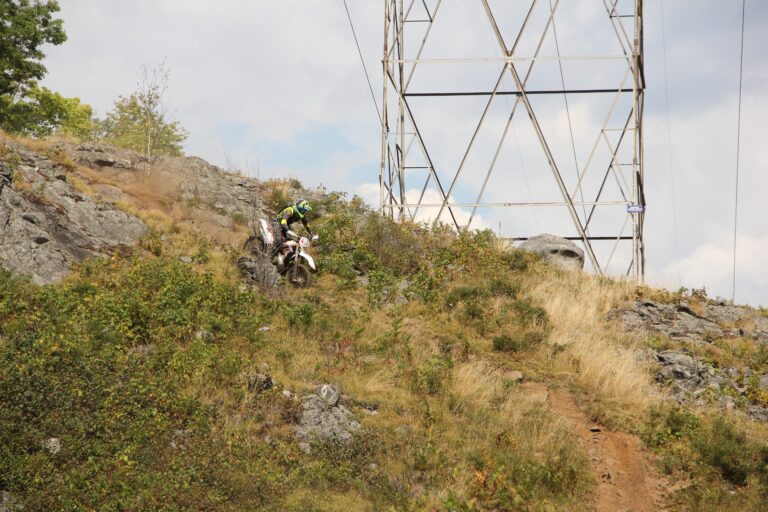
[527,270,658,427]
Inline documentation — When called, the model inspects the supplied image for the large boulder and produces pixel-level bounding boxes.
[518,234,584,271]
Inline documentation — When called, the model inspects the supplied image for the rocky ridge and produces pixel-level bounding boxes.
[0,138,274,284]
[0,139,146,284]
[613,299,768,421]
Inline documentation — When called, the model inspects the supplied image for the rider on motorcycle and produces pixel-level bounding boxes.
[273,199,315,268]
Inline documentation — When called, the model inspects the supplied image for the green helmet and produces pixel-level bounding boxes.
[296,199,312,214]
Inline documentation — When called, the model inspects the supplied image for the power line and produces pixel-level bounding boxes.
[732,0,746,303]
[341,0,381,123]
[549,0,587,228]
[660,0,682,287]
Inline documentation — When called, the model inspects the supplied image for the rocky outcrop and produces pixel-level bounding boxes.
[157,156,265,218]
[55,141,149,170]
[653,348,768,422]
[0,139,146,284]
[612,299,768,345]
[519,234,584,271]
[0,137,287,284]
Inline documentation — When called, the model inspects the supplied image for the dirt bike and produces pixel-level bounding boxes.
[243,219,318,288]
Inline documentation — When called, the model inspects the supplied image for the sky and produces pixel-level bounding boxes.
[40,1,767,306]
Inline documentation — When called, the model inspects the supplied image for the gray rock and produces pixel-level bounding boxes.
[295,394,361,452]
[658,364,697,382]
[0,139,146,284]
[318,384,340,406]
[759,375,768,390]
[179,256,193,264]
[238,256,279,290]
[518,234,584,271]
[42,437,61,455]
[156,156,265,219]
[747,405,768,422]
[194,330,213,342]
[657,350,696,368]
[613,298,768,345]
[507,371,524,383]
[247,372,274,393]
[611,300,724,344]
[170,429,191,450]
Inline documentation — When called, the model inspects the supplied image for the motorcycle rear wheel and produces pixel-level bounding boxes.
[287,263,312,288]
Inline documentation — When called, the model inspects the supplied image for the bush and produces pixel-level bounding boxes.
[415,357,452,395]
[695,417,763,486]
[492,332,544,353]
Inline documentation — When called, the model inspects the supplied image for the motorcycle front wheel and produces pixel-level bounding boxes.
[287,263,312,288]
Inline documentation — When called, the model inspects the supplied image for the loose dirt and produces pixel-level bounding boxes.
[523,383,669,512]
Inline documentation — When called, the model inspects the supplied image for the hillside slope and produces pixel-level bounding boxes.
[0,137,767,511]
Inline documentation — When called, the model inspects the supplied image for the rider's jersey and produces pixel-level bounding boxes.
[276,205,311,236]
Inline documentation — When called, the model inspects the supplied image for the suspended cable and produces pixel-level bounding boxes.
[482,16,540,235]
[513,125,541,233]
[341,0,381,123]
[549,0,587,228]
[732,0,746,303]
[660,0,682,287]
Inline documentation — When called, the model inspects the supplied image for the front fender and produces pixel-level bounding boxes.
[299,253,316,271]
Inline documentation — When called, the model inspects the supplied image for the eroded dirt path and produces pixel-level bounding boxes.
[524,383,669,512]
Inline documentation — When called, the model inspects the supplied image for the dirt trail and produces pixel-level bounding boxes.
[524,383,669,512]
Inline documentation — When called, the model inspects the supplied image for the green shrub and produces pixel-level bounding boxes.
[642,405,702,449]
[501,249,532,272]
[415,357,452,395]
[695,417,763,486]
[492,332,544,353]
[512,298,549,326]
[283,303,314,330]
[366,268,397,306]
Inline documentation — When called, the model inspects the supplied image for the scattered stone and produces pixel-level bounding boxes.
[589,426,602,433]
[179,256,193,264]
[282,389,294,400]
[42,437,61,455]
[170,429,191,450]
[194,330,214,342]
[247,372,274,394]
[258,326,271,332]
[318,384,340,406]
[518,234,584,271]
[507,370,524,383]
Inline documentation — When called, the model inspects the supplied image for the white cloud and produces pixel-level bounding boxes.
[652,234,768,307]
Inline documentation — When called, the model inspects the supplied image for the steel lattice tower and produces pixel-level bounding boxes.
[379,0,646,280]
